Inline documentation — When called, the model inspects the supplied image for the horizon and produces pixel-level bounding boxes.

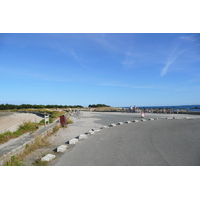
[0,102,200,108]
[1,33,200,107]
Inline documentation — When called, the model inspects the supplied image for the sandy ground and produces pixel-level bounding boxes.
[0,112,44,133]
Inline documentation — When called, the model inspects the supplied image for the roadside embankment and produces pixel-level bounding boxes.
[0,112,69,165]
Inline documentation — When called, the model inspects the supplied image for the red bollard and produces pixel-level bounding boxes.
[60,115,67,126]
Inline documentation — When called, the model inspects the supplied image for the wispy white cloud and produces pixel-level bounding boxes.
[89,33,123,53]
[161,56,177,77]
[180,34,198,42]
[46,39,88,69]
[69,49,87,69]
[160,44,185,77]
[161,34,200,77]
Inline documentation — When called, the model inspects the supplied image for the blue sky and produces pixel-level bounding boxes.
[0,33,200,107]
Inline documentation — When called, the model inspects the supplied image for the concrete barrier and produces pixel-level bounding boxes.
[133,120,139,122]
[78,134,87,139]
[57,145,68,153]
[69,138,79,145]
[166,117,173,119]
[149,118,154,121]
[126,121,132,123]
[41,154,56,162]
[92,128,100,132]
[101,126,109,129]
[117,122,124,125]
[141,119,146,121]
[86,130,95,135]
[109,124,116,127]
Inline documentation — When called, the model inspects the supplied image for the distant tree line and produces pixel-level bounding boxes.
[0,104,84,110]
[88,104,110,108]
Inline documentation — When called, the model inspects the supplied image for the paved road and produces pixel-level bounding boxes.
[52,114,200,166]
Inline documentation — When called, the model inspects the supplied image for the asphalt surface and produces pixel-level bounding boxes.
[51,112,200,166]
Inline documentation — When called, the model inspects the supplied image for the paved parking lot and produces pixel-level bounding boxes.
[51,112,200,166]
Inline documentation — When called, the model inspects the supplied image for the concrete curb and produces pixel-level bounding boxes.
[78,134,88,140]
[41,154,56,162]
[101,126,109,129]
[57,145,68,153]
[109,123,116,127]
[87,130,95,135]
[92,128,101,132]
[166,117,173,119]
[69,138,79,145]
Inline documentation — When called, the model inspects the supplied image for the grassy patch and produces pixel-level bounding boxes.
[4,135,51,166]
[18,121,39,133]
[67,118,73,124]
[53,125,60,133]
[4,124,61,166]
[50,111,66,121]
[0,121,39,144]
[92,107,121,112]
[32,159,48,166]
[5,155,22,166]
[0,110,66,144]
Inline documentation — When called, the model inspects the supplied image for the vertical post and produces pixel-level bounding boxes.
[44,115,49,127]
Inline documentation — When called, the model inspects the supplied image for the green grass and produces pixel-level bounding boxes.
[67,118,73,124]
[0,121,39,144]
[4,135,51,166]
[0,110,66,144]
[3,124,62,166]
[5,155,22,166]
[18,121,39,133]
[32,159,48,166]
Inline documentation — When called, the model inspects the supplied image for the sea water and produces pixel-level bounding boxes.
[124,105,200,112]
